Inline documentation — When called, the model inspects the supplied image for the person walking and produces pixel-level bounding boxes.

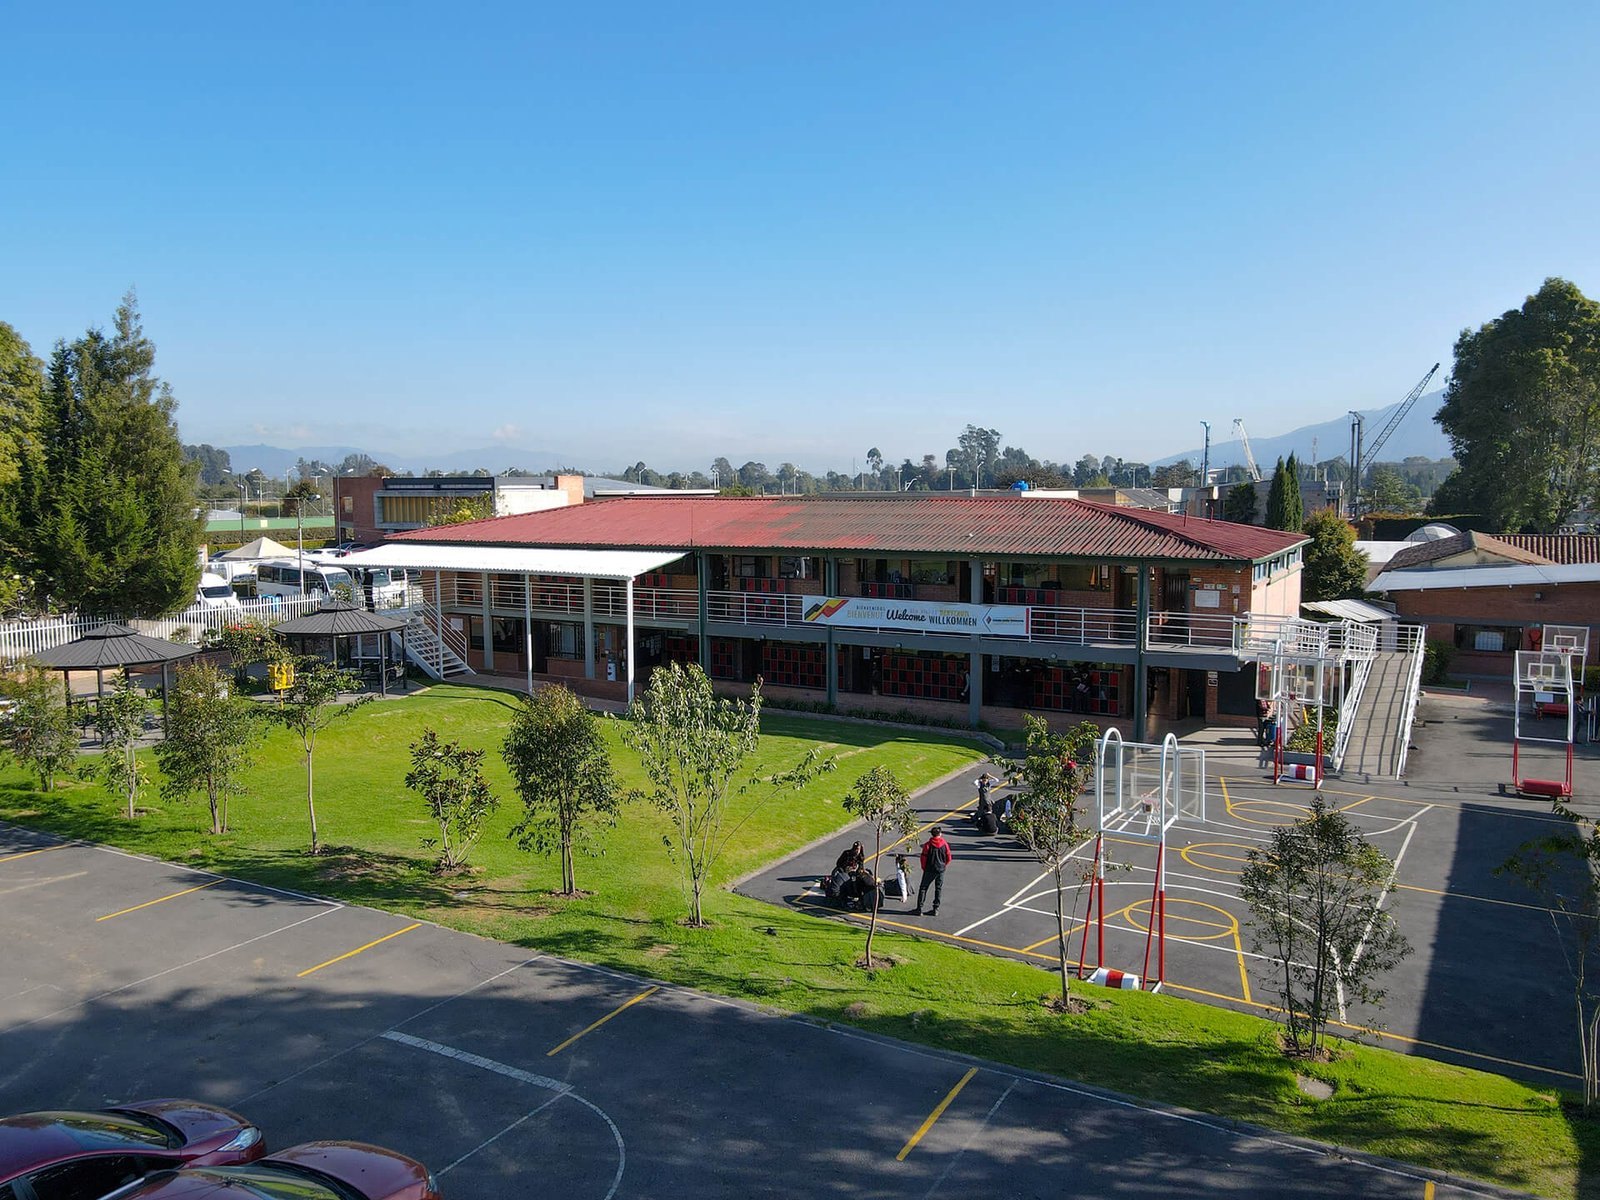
[915,825,953,916]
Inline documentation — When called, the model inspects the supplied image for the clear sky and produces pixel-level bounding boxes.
[3,2,1596,475]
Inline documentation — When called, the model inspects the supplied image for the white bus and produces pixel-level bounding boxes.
[253,559,356,599]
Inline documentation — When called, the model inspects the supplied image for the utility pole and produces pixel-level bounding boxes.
[1199,421,1211,486]
[1348,412,1365,521]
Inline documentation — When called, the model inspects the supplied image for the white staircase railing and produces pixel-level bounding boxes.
[1330,654,1376,771]
[401,597,473,680]
[1394,625,1428,777]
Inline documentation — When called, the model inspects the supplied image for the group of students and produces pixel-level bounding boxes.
[821,768,1008,918]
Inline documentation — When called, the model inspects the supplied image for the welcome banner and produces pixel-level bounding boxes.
[801,596,1030,638]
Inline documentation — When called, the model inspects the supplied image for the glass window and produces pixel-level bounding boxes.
[491,618,522,653]
[546,622,584,658]
[170,1164,354,1200]
[25,1111,178,1150]
[732,555,765,578]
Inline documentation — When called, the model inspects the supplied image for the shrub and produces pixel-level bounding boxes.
[1422,642,1453,686]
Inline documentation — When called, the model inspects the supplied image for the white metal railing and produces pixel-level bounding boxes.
[1144,611,1237,649]
[1394,624,1428,777]
[0,596,324,663]
[1330,654,1375,771]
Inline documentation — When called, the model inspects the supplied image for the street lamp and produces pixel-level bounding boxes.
[235,481,246,544]
[297,495,322,596]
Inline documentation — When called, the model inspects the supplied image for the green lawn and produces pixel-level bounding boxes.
[3,684,1595,1198]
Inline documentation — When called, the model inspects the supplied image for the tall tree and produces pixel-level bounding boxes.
[840,765,915,967]
[1436,278,1600,532]
[1006,718,1098,1007]
[1224,481,1258,524]
[1239,797,1410,1059]
[29,294,202,616]
[156,663,261,834]
[1300,510,1369,602]
[1365,465,1423,514]
[501,685,621,895]
[1281,453,1303,530]
[182,444,234,487]
[623,663,830,926]
[1264,458,1290,530]
[957,425,1002,489]
[0,324,45,614]
[270,656,375,853]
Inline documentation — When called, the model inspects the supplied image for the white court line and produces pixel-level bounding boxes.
[0,870,91,897]
[238,956,542,1104]
[1338,818,1423,1021]
[921,1078,1017,1200]
[383,1029,626,1200]
[0,906,341,1037]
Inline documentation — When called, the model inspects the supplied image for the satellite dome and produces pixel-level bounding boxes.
[1405,522,1460,543]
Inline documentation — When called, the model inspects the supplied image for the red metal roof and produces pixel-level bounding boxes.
[394,496,1306,563]
[1495,534,1600,565]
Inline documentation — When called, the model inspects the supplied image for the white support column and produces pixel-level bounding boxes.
[524,572,534,696]
[583,578,596,680]
[625,577,636,705]
[480,571,494,672]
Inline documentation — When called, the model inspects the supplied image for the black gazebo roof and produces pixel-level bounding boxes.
[30,623,202,670]
[273,601,409,638]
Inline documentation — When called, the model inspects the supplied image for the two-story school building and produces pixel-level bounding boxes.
[346,494,1309,738]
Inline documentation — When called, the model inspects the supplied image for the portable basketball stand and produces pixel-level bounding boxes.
[1510,648,1575,799]
[1258,649,1330,789]
[1079,729,1206,993]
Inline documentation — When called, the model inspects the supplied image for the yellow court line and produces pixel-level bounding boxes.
[1424,1181,1435,1199]
[896,1067,978,1162]
[1022,920,1087,954]
[0,844,71,864]
[296,922,422,978]
[547,986,660,1057]
[96,879,223,921]
[1337,795,1376,813]
[1232,926,1252,1004]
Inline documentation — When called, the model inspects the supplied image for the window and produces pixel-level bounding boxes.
[909,561,954,584]
[341,495,353,514]
[732,555,766,578]
[1455,624,1519,653]
[778,556,818,580]
[1059,564,1107,591]
[546,622,584,658]
[491,618,522,653]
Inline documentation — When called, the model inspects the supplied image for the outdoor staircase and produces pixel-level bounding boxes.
[402,599,474,680]
[1336,650,1414,780]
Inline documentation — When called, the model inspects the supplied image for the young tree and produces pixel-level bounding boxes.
[95,675,151,818]
[1239,797,1410,1058]
[0,665,77,791]
[270,656,374,853]
[405,728,498,871]
[1006,717,1099,1007]
[27,293,203,616]
[501,685,621,895]
[623,663,830,926]
[1500,806,1600,1108]
[1300,510,1369,602]
[156,663,261,834]
[840,765,916,967]
[1437,277,1600,532]
[1223,481,1258,524]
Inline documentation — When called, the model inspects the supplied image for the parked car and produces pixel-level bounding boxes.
[187,573,242,614]
[0,1100,263,1199]
[95,1142,439,1200]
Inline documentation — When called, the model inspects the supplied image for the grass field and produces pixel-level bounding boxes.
[3,683,1596,1198]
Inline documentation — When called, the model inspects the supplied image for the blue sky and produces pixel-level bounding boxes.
[3,3,1596,474]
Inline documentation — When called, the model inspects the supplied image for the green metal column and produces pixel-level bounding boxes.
[1134,567,1149,742]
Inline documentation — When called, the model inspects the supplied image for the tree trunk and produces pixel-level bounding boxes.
[208,775,221,835]
[864,827,882,965]
[305,751,320,853]
[561,827,574,894]
[1053,866,1070,1005]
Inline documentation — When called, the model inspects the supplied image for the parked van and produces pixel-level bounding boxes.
[190,572,242,612]
[253,560,356,599]
[351,565,410,609]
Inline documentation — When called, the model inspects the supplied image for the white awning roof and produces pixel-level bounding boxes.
[1371,562,1600,591]
[1302,599,1397,623]
[340,544,683,581]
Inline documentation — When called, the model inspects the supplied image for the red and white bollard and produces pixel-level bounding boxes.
[1088,967,1141,990]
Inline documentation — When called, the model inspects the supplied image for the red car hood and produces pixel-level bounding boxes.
[121,1100,255,1152]
[269,1141,432,1197]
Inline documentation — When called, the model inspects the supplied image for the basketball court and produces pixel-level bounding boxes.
[742,706,1593,1086]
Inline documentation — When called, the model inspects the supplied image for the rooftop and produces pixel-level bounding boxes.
[392,496,1307,563]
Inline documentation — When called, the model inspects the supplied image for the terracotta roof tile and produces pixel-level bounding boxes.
[1495,534,1600,565]
[394,496,1306,563]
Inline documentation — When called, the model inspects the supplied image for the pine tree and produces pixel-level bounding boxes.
[1223,481,1259,524]
[1282,452,1304,531]
[1264,457,1288,529]
[31,293,202,616]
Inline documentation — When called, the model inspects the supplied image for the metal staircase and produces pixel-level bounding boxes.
[399,591,474,680]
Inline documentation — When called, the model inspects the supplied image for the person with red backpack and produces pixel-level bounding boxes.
[915,826,953,916]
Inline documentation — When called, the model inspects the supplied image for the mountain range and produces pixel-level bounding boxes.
[1150,391,1453,470]
[218,397,1453,482]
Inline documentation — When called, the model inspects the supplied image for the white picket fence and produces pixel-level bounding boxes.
[0,596,324,663]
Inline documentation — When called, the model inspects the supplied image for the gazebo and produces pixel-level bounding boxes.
[272,601,411,695]
[29,622,201,734]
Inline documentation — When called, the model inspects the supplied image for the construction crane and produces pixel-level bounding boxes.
[1348,362,1442,519]
[1231,418,1263,482]
[1362,362,1442,468]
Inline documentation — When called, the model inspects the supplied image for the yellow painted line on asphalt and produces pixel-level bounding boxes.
[1424,1182,1435,1199]
[296,922,422,978]
[0,844,71,864]
[896,1067,978,1162]
[1021,918,1087,954]
[546,986,660,1057]
[871,798,978,865]
[96,879,223,921]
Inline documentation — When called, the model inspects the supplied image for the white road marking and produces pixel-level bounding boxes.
[0,870,91,896]
[920,1078,1016,1199]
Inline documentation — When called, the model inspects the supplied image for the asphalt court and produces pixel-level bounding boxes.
[0,820,1508,1199]
[742,756,1584,1085]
